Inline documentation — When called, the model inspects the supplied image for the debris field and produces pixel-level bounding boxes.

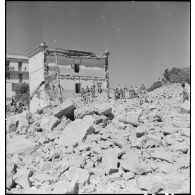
[6,83,190,194]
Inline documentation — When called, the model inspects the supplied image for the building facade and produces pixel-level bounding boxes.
[27,43,109,113]
[6,54,29,104]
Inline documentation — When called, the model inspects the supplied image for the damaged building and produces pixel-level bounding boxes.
[27,42,110,112]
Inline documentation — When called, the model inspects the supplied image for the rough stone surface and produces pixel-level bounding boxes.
[94,103,113,116]
[58,115,95,147]
[52,99,76,119]
[74,106,95,119]
[120,150,140,174]
[6,83,190,194]
[6,156,17,190]
[180,100,190,114]
[101,148,118,175]
[40,116,59,131]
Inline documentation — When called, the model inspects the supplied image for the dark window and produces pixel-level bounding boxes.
[75,83,81,93]
[74,64,80,73]
[6,73,10,79]
[19,74,23,82]
[18,62,22,71]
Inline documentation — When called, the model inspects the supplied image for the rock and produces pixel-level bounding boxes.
[145,134,162,148]
[136,174,164,193]
[33,172,57,183]
[39,160,52,171]
[68,154,86,168]
[122,172,135,180]
[94,115,108,127]
[55,117,70,131]
[69,167,90,186]
[6,116,18,133]
[52,99,76,119]
[52,180,79,194]
[40,116,59,131]
[180,100,190,114]
[58,115,95,147]
[136,125,146,138]
[22,188,48,194]
[119,111,141,127]
[120,150,140,174]
[173,142,189,154]
[6,156,17,190]
[180,128,190,137]
[14,168,32,189]
[101,148,118,175]
[7,136,38,156]
[17,116,29,134]
[149,148,176,163]
[162,123,177,135]
[74,106,95,119]
[94,103,113,116]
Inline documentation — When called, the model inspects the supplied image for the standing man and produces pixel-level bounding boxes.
[181,83,189,103]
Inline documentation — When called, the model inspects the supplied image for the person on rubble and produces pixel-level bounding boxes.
[134,86,138,98]
[123,87,126,100]
[181,83,189,103]
[129,86,133,99]
[90,86,95,102]
[81,87,84,102]
[83,88,87,104]
[86,86,90,103]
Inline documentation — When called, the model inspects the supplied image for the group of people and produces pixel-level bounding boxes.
[114,84,147,100]
[81,82,103,104]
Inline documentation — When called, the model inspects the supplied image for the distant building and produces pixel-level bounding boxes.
[6,54,29,105]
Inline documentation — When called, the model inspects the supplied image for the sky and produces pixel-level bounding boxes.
[6,1,190,88]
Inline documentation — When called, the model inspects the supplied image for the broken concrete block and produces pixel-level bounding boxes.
[55,117,70,131]
[101,148,118,175]
[70,167,90,186]
[94,103,112,116]
[136,125,146,138]
[58,115,94,147]
[119,111,141,127]
[145,134,162,148]
[6,117,18,133]
[120,150,140,174]
[40,116,59,131]
[149,148,176,163]
[52,99,76,119]
[180,100,190,114]
[122,171,135,180]
[6,156,17,190]
[136,174,164,193]
[17,116,29,134]
[74,106,95,119]
[52,180,79,194]
[162,123,177,135]
[7,136,38,156]
[14,168,32,189]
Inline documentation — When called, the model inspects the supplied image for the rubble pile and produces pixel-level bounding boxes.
[6,83,190,194]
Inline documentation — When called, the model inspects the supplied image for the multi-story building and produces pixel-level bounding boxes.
[26,43,110,113]
[6,54,29,105]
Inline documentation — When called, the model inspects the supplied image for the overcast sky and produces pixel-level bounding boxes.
[6,1,190,88]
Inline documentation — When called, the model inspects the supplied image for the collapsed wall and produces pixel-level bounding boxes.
[27,43,109,113]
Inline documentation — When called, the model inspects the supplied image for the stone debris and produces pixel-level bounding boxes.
[6,83,190,194]
[52,99,76,119]
[180,100,190,114]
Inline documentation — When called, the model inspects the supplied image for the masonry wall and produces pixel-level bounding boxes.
[29,51,46,112]
[48,62,106,98]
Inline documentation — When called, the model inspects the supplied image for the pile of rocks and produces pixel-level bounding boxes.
[6,83,190,194]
